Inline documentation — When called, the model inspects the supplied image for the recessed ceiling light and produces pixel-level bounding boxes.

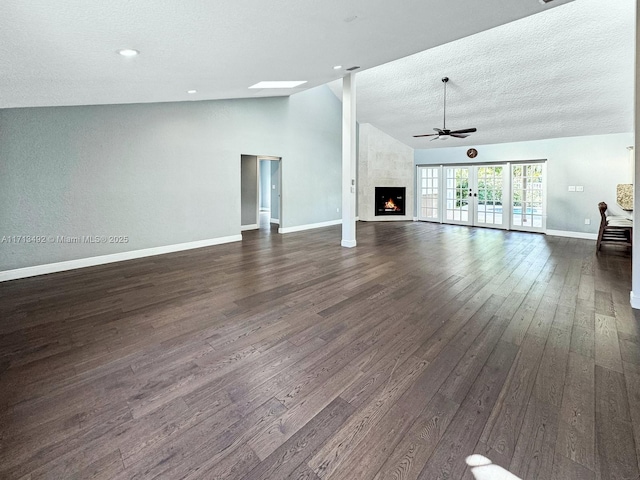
[333,65,342,70]
[249,81,307,89]
[187,90,197,94]
[117,49,139,57]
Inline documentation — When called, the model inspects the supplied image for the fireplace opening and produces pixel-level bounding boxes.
[375,187,406,216]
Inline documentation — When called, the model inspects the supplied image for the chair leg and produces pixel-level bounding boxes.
[596,225,604,251]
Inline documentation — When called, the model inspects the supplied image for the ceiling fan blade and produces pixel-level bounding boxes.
[448,128,477,134]
[434,128,445,134]
[450,133,470,138]
[413,133,439,138]
[430,136,441,141]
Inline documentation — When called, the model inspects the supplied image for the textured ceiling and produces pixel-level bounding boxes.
[329,0,635,149]
[0,0,572,108]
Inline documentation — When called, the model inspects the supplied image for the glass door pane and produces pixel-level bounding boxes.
[474,165,507,229]
[444,166,472,225]
[418,166,440,222]
[511,163,545,232]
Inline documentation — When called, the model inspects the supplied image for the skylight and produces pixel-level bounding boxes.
[249,81,307,89]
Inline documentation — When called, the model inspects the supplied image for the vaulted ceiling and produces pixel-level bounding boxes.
[1,0,572,109]
[1,0,632,150]
[329,0,635,149]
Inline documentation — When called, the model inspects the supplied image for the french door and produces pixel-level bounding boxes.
[475,165,509,229]
[511,163,545,232]
[417,166,441,222]
[418,162,544,232]
[443,166,472,225]
[443,165,509,229]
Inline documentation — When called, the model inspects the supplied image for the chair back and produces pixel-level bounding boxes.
[599,202,607,223]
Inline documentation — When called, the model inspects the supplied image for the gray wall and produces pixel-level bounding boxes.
[241,155,258,226]
[270,160,280,221]
[259,160,271,210]
[415,133,633,233]
[0,85,342,271]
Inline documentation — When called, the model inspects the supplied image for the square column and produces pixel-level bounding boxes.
[341,72,357,248]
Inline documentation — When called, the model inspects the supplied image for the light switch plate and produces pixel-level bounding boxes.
[568,186,576,192]
[576,186,584,192]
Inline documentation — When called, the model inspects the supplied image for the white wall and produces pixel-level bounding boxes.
[414,133,633,234]
[259,160,271,210]
[0,85,342,272]
[270,161,280,222]
[631,0,639,309]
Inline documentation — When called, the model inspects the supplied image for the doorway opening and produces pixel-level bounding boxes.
[240,154,282,235]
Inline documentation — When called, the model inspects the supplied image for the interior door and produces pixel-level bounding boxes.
[443,166,473,226]
[417,166,440,222]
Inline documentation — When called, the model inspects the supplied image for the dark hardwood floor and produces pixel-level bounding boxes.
[0,221,637,479]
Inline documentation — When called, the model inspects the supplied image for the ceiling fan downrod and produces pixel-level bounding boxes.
[442,76,448,131]
[412,75,476,139]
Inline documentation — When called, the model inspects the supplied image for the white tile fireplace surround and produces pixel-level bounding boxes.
[358,123,414,221]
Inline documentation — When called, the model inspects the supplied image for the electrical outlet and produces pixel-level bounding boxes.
[568,186,576,192]
[576,186,584,192]
[585,218,591,225]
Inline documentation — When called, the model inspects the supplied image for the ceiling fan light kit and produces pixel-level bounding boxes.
[413,76,477,141]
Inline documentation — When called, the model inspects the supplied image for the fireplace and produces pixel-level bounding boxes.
[375,187,406,216]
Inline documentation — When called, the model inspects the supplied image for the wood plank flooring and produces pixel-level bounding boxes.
[0,221,637,479]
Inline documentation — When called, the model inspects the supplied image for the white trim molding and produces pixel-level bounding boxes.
[341,239,357,248]
[278,219,341,234]
[631,291,640,310]
[0,234,242,282]
[545,229,597,241]
[270,218,280,225]
[240,224,259,231]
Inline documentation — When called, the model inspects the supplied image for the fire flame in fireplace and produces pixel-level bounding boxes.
[384,198,401,211]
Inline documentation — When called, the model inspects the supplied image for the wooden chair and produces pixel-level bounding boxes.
[596,201,633,251]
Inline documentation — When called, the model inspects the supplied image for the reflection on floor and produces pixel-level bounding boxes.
[467,455,522,480]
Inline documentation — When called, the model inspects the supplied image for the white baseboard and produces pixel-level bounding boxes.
[270,218,280,225]
[0,234,242,282]
[356,216,360,221]
[413,217,418,221]
[341,239,357,248]
[278,219,341,234]
[631,291,640,310]
[240,224,259,231]
[545,229,598,240]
